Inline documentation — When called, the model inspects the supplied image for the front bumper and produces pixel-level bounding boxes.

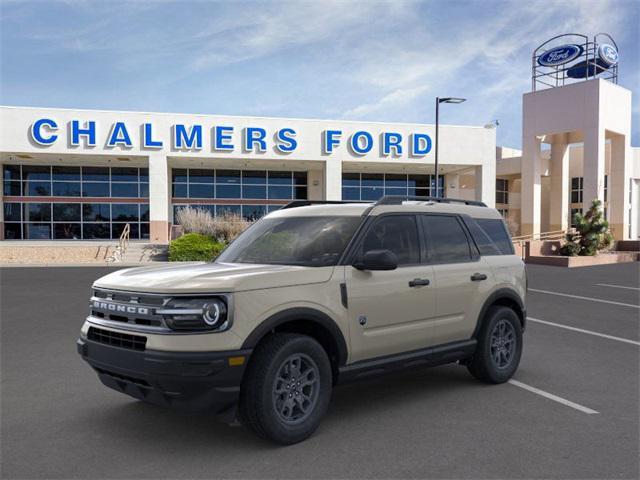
[77,336,252,414]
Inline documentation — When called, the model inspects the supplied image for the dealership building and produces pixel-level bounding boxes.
[0,107,497,243]
[0,34,638,245]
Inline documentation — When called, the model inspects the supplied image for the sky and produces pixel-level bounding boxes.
[1,0,638,148]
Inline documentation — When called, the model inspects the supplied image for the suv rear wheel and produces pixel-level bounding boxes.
[467,306,523,384]
[239,333,332,444]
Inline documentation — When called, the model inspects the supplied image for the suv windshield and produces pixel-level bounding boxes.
[217,216,362,267]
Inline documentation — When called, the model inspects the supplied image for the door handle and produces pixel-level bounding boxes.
[470,273,488,282]
[409,278,430,287]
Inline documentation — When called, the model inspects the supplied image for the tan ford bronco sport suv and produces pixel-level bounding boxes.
[78,196,526,444]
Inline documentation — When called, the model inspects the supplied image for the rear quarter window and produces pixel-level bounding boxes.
[474,218,514,255]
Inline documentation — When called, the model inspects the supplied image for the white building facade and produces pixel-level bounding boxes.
[0,106,496,243]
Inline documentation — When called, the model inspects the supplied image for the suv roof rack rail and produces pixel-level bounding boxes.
[374,195,487,207]
[281,200,370,210]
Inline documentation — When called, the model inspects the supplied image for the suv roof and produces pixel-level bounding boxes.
[269,196,503,220]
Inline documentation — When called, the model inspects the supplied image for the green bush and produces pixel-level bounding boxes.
[169,233,226,262]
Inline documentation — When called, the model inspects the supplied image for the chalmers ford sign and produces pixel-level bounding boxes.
[29,118,434,157]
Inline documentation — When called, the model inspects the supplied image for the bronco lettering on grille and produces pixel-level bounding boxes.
[92,300,149,315]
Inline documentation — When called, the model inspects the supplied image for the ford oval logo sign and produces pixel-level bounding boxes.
[538,44,583,67]
[598,44,618,66]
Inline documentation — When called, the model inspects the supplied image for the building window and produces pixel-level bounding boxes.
[171,168,307,221]
[570,177,583,203]
[341,173,444,201]
[497,208,508,218]
[2,164,149,199]
[2,164,149,240]
[3,201,149,240]
[570,208,582,228]
[496,179,508,204]
[604,175,608,203]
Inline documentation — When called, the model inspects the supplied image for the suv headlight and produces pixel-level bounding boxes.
[158,296,231,332]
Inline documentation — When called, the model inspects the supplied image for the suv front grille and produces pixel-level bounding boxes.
[87,326,147,351]
[90,288,168,330]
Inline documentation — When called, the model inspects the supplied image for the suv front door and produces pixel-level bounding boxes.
[344,214,436,362]
[421,214,493,345]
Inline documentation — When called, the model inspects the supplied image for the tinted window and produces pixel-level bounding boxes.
[82,167,109,182]
[360,215,420,265]
[476,218,514,255]
[465,219,501,256]
[423,215,471,263]
[52,166,80,181]
[53,203,81,221]
[23,165,50,181]
[52,182,81,197]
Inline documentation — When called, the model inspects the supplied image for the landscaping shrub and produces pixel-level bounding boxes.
[176,207,252,242]
[168,233,225,262]
[560,199,613,256]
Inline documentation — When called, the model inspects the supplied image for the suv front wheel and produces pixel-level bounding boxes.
[467,306,523,384]
[239,333,332,444]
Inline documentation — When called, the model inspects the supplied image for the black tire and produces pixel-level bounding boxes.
[238,333,332,445]
[467,306,523,384]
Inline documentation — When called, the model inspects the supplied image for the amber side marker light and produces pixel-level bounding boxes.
[228,356,246,366]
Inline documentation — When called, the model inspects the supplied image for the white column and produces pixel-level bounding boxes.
[521,135,543,236]
[445,173,460,199]
[474,163,495,207]
[324,159,342,201]
[609,134,631,240]
[307,169,324,200]
[549,134,570,232]
[148,153,170,244]
[582,126,606,212]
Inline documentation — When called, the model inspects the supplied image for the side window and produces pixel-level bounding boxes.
[465,218,501,256]
[422,215,472,263]
[476,218,514,255]
[360,215,420,266]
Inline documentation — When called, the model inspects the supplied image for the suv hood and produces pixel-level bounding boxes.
[93,262,335,294]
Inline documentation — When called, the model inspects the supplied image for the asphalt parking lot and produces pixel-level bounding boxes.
[1,263,638,479]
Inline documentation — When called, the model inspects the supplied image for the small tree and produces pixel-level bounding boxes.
[560,199,613,256]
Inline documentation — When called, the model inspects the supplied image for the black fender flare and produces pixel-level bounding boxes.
[241,307,349,366]
[472,288,526,338]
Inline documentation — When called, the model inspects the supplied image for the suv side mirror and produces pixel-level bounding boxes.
[353,249,398,271]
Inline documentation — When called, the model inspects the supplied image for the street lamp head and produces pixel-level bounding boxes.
[438,97,466,104]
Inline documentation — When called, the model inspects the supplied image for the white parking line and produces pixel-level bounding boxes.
[508,380,599,415]
[596,283,640,291]
[527,317,640,346]
[529,288,640,309]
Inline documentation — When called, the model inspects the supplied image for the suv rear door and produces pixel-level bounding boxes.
[420,214,493,345]
[344,214,436,362]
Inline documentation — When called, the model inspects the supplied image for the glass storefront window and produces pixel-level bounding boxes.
[52,166,80,181]
[25,181,51,196]
[54,223,81,239]
[4,202,21,221]
[83,203,110,221]
[53,203,81,222]
[52,182,81,197]
[111,183,139,198]
[22,165,51,181]
[3,201,148,240]
[82,167,109,182]
[24,223,52,239]
[112,204,139,222]
[343,173,443,200]
[170,168,308,222]
[187,184,215,199]
[82,182,110,197]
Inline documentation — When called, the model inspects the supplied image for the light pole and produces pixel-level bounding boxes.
[435,97,466,197]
